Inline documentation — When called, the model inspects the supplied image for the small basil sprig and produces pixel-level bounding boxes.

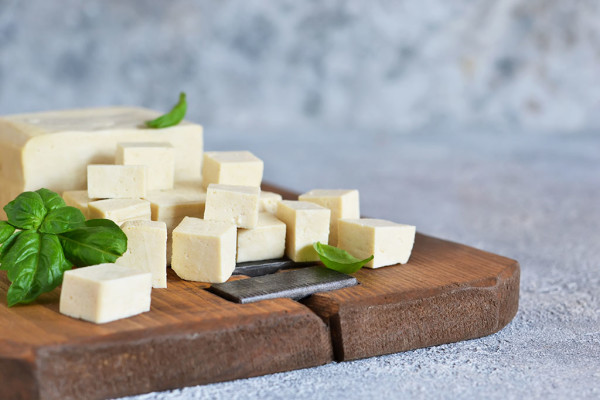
[145,92,187,128]
[313,242,373,274]
[0,189,127,307]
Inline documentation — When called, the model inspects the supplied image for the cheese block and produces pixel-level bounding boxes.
[337,218,416,268]
[88,198,151,225]
[87,165,147,199]
[237,212,286,263]
[116,142,175,190]
[204,184,260,229]
[59,263,152,324]
[0,107,203,216]
[171,217,237,283]
[259,191,283,214]
[62,190,98,218]
[276,200,330,262]
[298,189,359,246]
[118,220,168,288]
[202,151,263,188]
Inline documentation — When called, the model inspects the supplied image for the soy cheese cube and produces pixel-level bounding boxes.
[59,263,152,324]
[276,200,330,262]
[62,190,98,218]
[116,142,175,190]
[171,217,236,283]
[144,184,206,221]
[87,165,147,199]
[338,218,416,268]
[204,184,260,229]
[118,220,168,288]
[237,212,286,263]
[259,191,283,214]
[88,198,151,225]
[202,151,263,188]
[298,189,360,246]
[0,107,203,217]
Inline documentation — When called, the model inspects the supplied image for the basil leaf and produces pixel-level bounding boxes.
[313,242,373,274]
[0,221,15,244]
[57,224,127,267]
[35,188,66,211]
[4,232,72,307]
[4,191,47,230]
[39,206,86,234]
[0,231,22,268]
[145,92,187,129]
[84,218,121,229]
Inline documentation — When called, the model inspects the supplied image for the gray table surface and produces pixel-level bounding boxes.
[122,131,600,400]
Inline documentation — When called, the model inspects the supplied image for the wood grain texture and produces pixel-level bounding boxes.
[0,270,333,400]
[0,183,520,399]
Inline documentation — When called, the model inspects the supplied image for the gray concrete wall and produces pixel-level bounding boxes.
[1,0,599,134]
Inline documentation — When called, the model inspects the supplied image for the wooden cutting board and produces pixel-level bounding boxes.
[0,184,520,400]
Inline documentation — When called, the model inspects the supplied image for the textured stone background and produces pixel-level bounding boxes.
[1,0,599,134]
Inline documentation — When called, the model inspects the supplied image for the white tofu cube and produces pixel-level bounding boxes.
[171,217,237,283]
[202,151,263,188]
[276,200,330,262]
[204,184,260,229]
[116,142,175,190]
[298,189,360,246]
[88,198,151,225]
[118,220,168,288]
[144,183,206,221]
[62,190,98,218]
[237,212,286,263]
[338,218,416,268]
[260,191,283,214]
[87,164,147,199]
[59,263,152,324]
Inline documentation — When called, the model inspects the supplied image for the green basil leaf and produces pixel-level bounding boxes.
[84,219,121,229]
[0,231,22,268]
[4,232,72,307]
[3,191,47,230]
[0,221,15,244]
[313,242,373,274]
[145,92,187,129]
[39,206,85,234]
[35,188,66,211]
[57,223,127,267]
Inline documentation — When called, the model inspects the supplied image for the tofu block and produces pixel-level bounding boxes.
[87,164,147,199]
[338,218,416,268]
[62,190,98,218]
[59,263,152,324]
[0,107,203,216]
[260,191,283,214]
[237,212,286,263]
[88,198,151,225]
[202,151,263,188]
[118,220,168,288]
[298,189,360,246]
[116,142,175,190]
[276,200,330,262]
[144,183,206,221]
[171,217,236,283]
[204,184,260,229]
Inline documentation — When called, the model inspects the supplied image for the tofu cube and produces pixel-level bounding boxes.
[88,198,151,225]
[87,164,147,199]
[298,189,360,246]
[171,217,236,283]
[237,212,286,263]
[59,263,152,324]
[116,142,175,190]
[260,191,283,214]
[144,183,206,221]
[62,190,98,218]
[202,151,263,188]
[118,220,168,288]
[276,200,330,262]
[337,218,416,268]
[204,184,260,229]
